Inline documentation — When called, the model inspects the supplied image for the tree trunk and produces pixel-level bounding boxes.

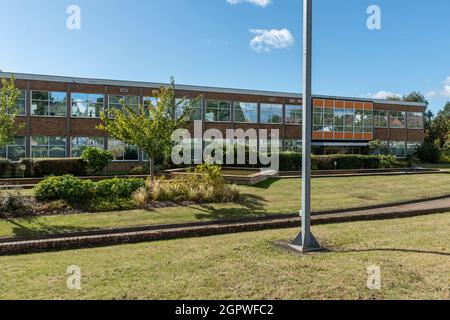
[149,157,155,182]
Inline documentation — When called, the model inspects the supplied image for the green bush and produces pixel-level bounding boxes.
[0,159,13,178]
[34,175,144,207]
[415,142,441,163]
[23,158,87,177]
[0,188,30,217]
[81,147,113,174]
[95,177,144,200]
[34,175,95,204]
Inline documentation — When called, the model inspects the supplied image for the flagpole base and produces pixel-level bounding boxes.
[290,232,322,252]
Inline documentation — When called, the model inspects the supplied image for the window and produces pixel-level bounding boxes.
[176,98,202,121]
[373,110,388,128]
[390,141,406,158]
[285,105,302,125]
[108,138,139,161]
[143,97,158,108]
[323,108,334,132]
[7,90,26,115]
[234,102,258,123]
[363,110,373,133]
[206,100,231,122]
[71,137,104,157]
[31,91,67,116]
[0,137,26,161]
[71,93,104,118]
[108,95,139,114]
[354,110,364,133]
[406,142,421,156]
[284,139,302,152]
[313,107,324,131]
[31,136,67,158]
[260,104,282,124]
[333,108,345,133]
[389,111,406,128]
[407,112,423,129]
[344,109,354,132]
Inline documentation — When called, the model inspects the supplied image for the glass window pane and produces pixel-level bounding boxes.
[234,102,257,123]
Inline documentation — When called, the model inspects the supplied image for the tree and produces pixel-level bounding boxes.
[429,115,450,149]
[402,91,429,105]
[438,101,450,118]
[385,95,401,101]
[97,79,196,181]
[0,77,20,149]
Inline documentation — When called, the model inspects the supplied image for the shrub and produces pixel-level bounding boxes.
[81,147,113,174]
[415,142,441,163]
[24,158,87,177]
[136,164,240,207]
[0,187,29,217]
[95,178,144,200]
[0,159,13,178]
[34,175,95,204]
[129,166,148,175]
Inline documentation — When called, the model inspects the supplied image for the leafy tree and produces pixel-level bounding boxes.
[429,115,450,149]
[97,79,196,180]
[402,91,429,105]
[385,95,401,101]
[0,77,20,149]
[438,101,450,118]
[81,147,113,174]
[368,139,390,155]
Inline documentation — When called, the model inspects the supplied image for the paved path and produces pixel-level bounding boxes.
[0,196,449,256]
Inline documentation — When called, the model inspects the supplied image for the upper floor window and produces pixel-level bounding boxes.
[234,102,258,123]
[108,95,139,114]
[31,91,67,117]
[373,110,388,128]
[260,103,282,124]
[71,93,104,118]
[389,111,406,128]
[206,100,231,122]
[7,90,26,115]
[285,105,302,125]
[407,112,423,129]
[176,98,202,121]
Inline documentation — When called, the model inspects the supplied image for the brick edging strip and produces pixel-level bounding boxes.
[1,194,449,245]
[0,206,449,256]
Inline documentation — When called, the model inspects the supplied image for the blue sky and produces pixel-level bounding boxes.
[0,0,449,114]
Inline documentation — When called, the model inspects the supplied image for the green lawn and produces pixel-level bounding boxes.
[420,163,450,170]
[1,174,449,239]
[0,212,448,300]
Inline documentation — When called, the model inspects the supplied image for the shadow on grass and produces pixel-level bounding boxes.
[193,193,271,221]
[251,178,281,189]
[339,248,450,257]
[5,218,99,239]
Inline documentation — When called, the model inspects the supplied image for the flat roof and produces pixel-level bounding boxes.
[0,71,427,107]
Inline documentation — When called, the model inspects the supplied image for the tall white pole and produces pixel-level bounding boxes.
[291,0,320,252]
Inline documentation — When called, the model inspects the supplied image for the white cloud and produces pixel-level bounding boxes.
[426,76,450,98]
[226,0,272,8]
[249,28,294,52]
[367,90,401,100]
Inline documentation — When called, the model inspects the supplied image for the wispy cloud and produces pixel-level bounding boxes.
[366,90,401,100]
[425,77,450,98]
[226,0,272,8]
[249,28,294,53]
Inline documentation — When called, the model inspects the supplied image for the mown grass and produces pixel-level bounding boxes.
[0,212,448,300]
[1,173,449,239]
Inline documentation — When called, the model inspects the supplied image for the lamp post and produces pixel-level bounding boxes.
[291,0,321,252]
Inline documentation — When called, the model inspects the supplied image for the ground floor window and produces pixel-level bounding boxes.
[284,139,302,152]
[406,142,422,157]
[31,136,67,158]
[71,137,104,157]
[390,141,406,158]
[108,138,139,161]
[0,137,26,161]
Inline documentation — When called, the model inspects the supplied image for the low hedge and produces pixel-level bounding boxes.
[0,158,88,178]
[34,175,145,205]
